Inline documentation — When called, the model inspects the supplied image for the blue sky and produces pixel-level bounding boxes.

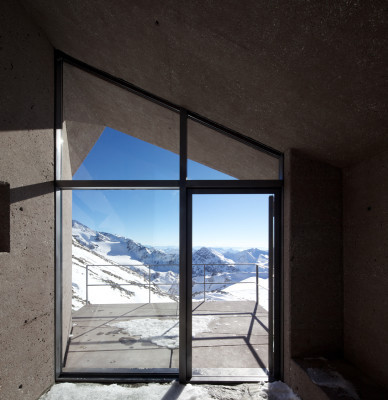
[72,128,269,248]
[73,127,235,181]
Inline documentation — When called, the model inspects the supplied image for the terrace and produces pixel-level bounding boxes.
[63,264,270,381]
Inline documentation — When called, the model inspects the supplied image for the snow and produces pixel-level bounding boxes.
[307,368,360,399]
[72,236,177,310]
[193,246,235,265]
[225,248,269,265]
[61,224,295,399]
[261,381,301,399]
[73,220,179,267]
[71,220,270,311]
[40,381,300,400]
[192,276,269,310]
[109,315,214,349]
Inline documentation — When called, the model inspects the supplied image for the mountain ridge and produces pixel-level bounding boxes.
[72,219,268,267]
[71,220,269,310]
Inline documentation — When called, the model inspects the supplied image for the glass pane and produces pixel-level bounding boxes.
[188,119,279,180]
[62,190,179,373]
[61,64,179,180]
[192,194,270,379]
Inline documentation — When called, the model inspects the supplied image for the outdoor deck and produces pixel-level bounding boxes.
[63,301,269,378]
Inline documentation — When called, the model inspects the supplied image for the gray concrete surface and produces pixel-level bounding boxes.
[1,1,387,399]
[0,1,55,399]
[284,150,343,357]
[283,150,343,397]
[293,357,388,400]
[192,301,268,372]
[343,149,388,389]
[20,0,388,168]
[64,301,268,376]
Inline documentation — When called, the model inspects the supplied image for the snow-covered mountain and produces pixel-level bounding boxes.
[71,220,269,310]
[72,221,180,310]
[73,220,178,268]
[193,247,234,265]
[224,248,268,264]
[192,247,236,275]
[72,239,179,310]
[223,248,269,274]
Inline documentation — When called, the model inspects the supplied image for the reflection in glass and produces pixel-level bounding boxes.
[72,127,179,180]
[62,190,179,373]
[188,119,280,180]
[62,63,179,180]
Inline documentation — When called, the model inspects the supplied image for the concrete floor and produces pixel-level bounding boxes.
[63,301,269,378]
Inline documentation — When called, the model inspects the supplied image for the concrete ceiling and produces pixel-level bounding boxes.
[20,0,388,168]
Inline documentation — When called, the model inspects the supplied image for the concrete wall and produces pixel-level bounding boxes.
[0,1,54,399]
[343,150,388,389]
[20,0,388,171]
[284,150,343,388]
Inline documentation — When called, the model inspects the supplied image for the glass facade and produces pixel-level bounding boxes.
[62,64,180,181]
[62,190,179,373]
[188,119,280,180]
[56,53,282,382]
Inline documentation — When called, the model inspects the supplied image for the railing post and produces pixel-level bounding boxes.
[86,265,89,305]
[148,265,151,304]
[203,264,206,302]
[256,264,258,304]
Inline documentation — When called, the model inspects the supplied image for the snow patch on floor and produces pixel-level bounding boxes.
[40,382,208,400]
[262,381,301,399]
[307,368,360,399]
[110,316,214,349]
[40,381,300,400]
[191,315,215,336]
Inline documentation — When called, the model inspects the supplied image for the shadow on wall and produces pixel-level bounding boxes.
[10,182,54,203]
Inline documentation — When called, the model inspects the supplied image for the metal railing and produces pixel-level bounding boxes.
[85,263,180,304]
[84,263,268,304]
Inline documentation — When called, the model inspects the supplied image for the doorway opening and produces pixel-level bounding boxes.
[55,51,283,383]
[190,193,273,380]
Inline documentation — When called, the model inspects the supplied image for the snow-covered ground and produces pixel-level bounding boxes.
[40,381,300,400]
[72,238,177,309]
[71,220,270,310]
[109,315,214,349]
[194,275,269,310]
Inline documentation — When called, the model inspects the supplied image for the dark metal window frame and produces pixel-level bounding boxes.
[54,50,283,384]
